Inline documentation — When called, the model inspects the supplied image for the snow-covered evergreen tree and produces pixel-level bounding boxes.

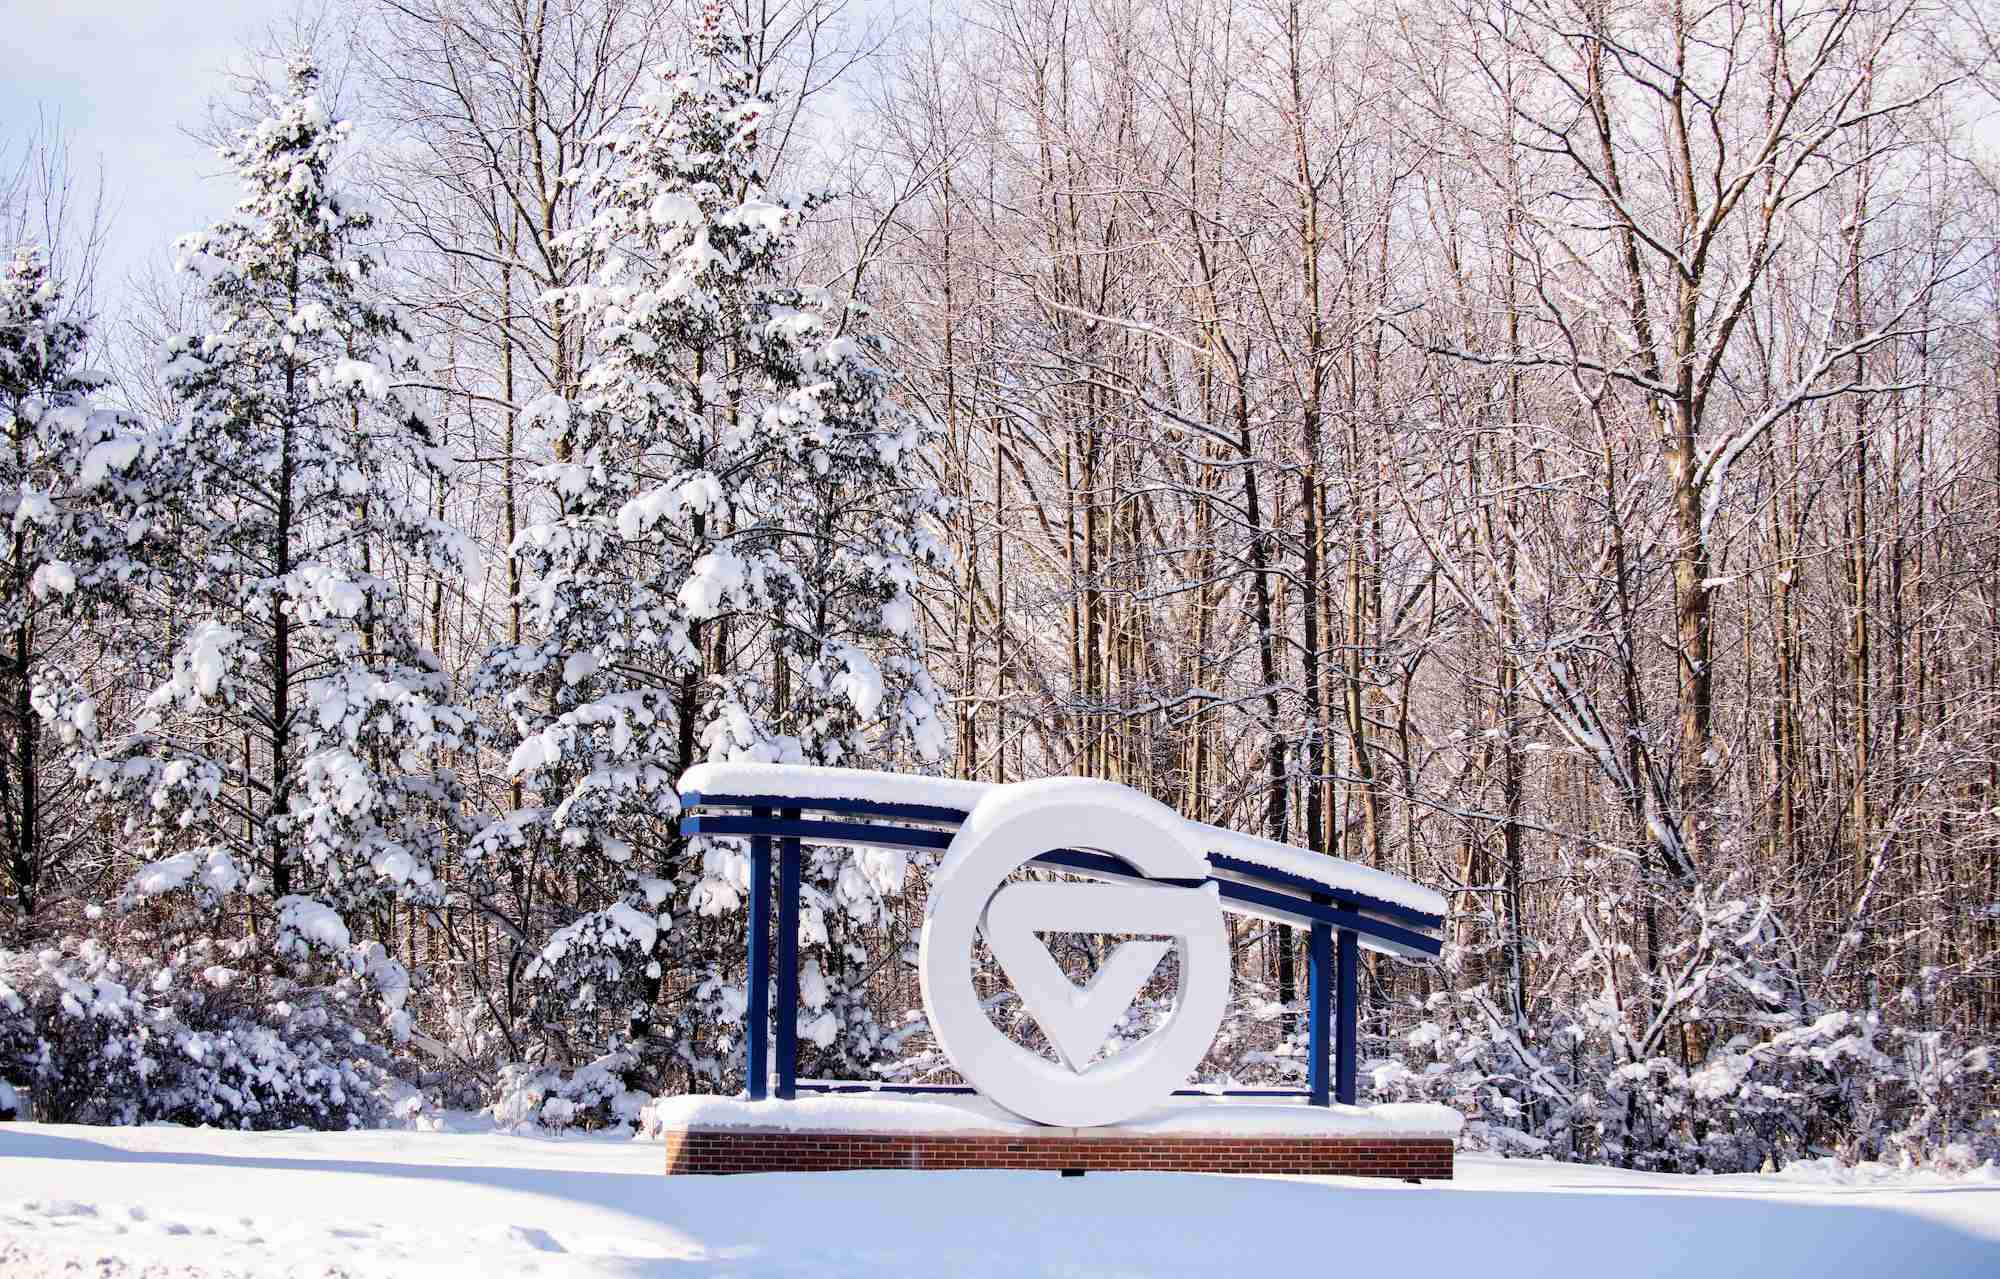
[481,5,946,1090]
[90,62,471,1044]
[0,246,157,924]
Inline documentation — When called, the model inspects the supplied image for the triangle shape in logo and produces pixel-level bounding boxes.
[982,880,1184,1072]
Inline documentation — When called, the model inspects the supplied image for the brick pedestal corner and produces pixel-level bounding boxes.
[662,1126,1453,1179]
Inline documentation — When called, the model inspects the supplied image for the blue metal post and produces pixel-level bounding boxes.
[776,810,801,1101]
[1307,916,1332,1107]
[1335,927,1358,1105]
[746,808,771,1101]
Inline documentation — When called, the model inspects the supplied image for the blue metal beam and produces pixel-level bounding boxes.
[1168,1088,1314,1099]
[793,1081,979,1095]
[746,810,772,1101]
[1207,853,1444,930]
[776,813,801,1101]
[792,1080,1318,1099]
[681,795,1444,956]
[1212,878,1443,957]
[681,791,970,826]
[1027,848,1203,886]
[1016,852,1440,957]
[686,813,1439,955]
[681,813,955,852]
[1336,928,1358,1106]
[1307,917,1332,1107]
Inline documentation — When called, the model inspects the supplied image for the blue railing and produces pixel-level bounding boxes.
[678,788,1444,1110]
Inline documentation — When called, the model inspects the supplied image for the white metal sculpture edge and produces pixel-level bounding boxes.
[917,778,1231,1127]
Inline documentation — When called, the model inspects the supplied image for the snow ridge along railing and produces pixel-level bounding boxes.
[677,763,1444,1109]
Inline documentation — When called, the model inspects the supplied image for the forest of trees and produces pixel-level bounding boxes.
[3,0,1999,1173]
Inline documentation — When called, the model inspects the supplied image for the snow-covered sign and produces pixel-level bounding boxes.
[679,764,1447,1128]
[918,780,1231,1126]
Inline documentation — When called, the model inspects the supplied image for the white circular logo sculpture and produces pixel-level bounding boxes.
[918,779,1229,1127]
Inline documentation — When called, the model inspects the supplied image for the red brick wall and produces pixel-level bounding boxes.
[662,1127,1453,1179]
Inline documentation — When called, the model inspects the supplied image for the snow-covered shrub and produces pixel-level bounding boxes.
[854,863,1993,1176]
[0,935,404,1129]
[1365,892,2000,1172]
[489,1041,648,1132]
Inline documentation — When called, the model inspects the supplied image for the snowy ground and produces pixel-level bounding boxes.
[2,1121,1997,1277]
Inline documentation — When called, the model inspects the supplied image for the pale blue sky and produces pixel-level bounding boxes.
[12,0,1992,312]
[3,0,282,294]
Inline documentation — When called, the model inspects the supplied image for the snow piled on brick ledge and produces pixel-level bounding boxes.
[675,762,1447,918]
[646,1092,1464,1139]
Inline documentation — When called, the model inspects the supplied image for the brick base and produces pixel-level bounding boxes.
[662,1125,1453,1179]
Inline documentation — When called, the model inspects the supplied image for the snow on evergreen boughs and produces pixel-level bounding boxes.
[0,246,160,919]
[86,62,471,1044]
[478,5,947,1083]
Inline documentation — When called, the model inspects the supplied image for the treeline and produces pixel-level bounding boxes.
[0,0,1996,1172]
[854,0,2000,1168]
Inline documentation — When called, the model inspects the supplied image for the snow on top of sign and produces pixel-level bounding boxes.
[676,763,1444,918]
[1196,825,1448,919]
[678,761,994,812]
[646,1092,1463,1140]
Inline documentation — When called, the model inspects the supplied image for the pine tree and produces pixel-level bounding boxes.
[94,63,471,1042]
[483,6,946,1086]
[0,246,157,926]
